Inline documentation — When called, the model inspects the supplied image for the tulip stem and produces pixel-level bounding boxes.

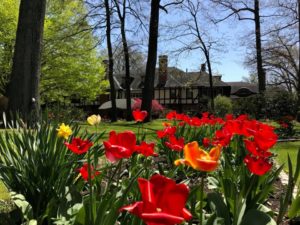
[87,150,94,224]
[199,174,205,225]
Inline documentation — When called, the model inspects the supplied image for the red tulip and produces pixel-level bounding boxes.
[213,128,232,147]
[78,163,100,181]
[244,139,272,158]
[202,137,210,148]
[120,174,192,225]
[103,131,137,162]
[135,141,158,157]
[243,155,272,176]
[157,126,177,139]
[166,111,177,120]
[64,138,93,155]
[165,135,184,151]
[133,109,148,122]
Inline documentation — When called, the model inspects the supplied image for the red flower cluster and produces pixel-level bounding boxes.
[165,111,224,127]
[157,126,177,139]
[103,131,157,162]
[213,115,277,175]
[164,111,278,175]
[165,135,184,151]
[132,109,148,122]
[78,163,100,181]
[120,174,192,225]
[65,137,93,155]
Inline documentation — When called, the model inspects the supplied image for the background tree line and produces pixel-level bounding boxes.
[0,0,299,122]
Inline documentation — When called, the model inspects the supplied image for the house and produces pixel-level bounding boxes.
[112,55,232,112]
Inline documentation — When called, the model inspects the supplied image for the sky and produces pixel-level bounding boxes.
[155,2,256,83]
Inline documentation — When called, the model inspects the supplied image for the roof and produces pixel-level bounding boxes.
[113,66,229,90]
[226,82,258,95]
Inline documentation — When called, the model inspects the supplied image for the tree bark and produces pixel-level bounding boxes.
[254,0,266,93]
[115,0,132,121]
[297,0,300,121]
[141,0,160,122]
[6,0,47,124]
[206,53,215,112]
[105,0,117,122]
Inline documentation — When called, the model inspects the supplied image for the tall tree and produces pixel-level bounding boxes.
[105,0,117,122]
[141,0,160,121]
[212,0,266,93]
[141,0,182,121]
[114,0,132,121]
[6,0,47,123]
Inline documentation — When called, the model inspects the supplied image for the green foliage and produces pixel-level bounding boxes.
[43,104,86,123]
[41,0,107,103]
[232,95,263,119]
[213,95,232,117]
[0,120,102,223]
[0,0,19,94]
[233,88,297,120]
[0,0,108,102]
[264,88,297,120]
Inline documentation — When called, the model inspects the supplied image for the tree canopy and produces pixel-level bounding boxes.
[0,0,108,103]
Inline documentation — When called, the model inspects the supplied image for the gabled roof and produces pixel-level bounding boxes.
[226,82,258,95]
[113,66,229,90]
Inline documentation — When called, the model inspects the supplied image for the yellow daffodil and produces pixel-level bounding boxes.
[57,123,72,139]
[87,114,101,126]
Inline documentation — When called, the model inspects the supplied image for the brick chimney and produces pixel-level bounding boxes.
[158,55,168,87]
[200,63,206,72]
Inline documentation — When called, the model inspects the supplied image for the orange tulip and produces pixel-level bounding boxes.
[174,141,221,172]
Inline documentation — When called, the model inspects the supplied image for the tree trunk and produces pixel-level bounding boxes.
[141,0,160,122]
[254,0,266,93]
[297,0,300,121]
[105,0,117,122]
[206,53,215,112]
[115,0,132,121]
[6,0,47,125]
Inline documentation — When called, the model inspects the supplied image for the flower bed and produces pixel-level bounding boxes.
[0,111,299,225]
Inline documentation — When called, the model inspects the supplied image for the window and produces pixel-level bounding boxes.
[170,89,177,98]
[186,89,193,98]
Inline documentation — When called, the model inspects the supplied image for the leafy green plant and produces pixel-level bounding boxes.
[0,119,102,223]
[213,95,233,118]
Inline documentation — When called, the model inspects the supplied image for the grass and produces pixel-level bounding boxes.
[78,119,166,141]
[272,141,300,171]
[272,141,300,187]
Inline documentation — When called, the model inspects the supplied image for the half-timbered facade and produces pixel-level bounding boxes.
[112,55,231,112]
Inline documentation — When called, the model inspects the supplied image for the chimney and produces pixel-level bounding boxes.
[200,63,206,72]
[158,55,168,87]
[102,59,109,79]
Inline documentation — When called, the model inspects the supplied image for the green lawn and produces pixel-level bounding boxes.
[78,119,166,141]
[272,141,300,172]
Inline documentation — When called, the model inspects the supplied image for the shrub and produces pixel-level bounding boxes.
[264,87,297,120]
[232,95,262,119]
[213,95,232,117]
[42,103,86,123]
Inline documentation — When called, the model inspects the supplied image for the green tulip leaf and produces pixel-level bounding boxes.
[207,192,231,225]
[240,209,276,225]
[288,195,300,218]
